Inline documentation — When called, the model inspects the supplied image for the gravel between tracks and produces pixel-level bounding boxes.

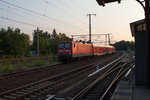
[54,60,122,99]
[0,53,120,94]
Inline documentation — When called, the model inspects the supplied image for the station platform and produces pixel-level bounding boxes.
[111,68,150,100]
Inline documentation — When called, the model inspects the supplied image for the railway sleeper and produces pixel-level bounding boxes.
[30,86,40,89]
[29,95,36,98]
[15,91,27,94]
[36,91,46,95]
[82,96,100,100]
[43,88,50,92]
[24,98,31,100]
[3,95,17,99]
[33,92,42,96]
[37,97,44,100]
[39,90,47,93]
[26,87,37,90]
[10,93,22,97]
[53,82,65,87]
[36,83,50,87]
[44,87,53,91]
[21,89,31,92]
[85,93,100,97]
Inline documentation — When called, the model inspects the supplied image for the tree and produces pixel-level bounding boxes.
[32,28,51,56]
[0,27,30,58]
[31,28,71,55]
[113,40,135,51]
[52,29,57,39]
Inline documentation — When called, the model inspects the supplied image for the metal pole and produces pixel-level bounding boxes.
[145,0,150,88]
[37,33,39,56]
[71,35,73,41]
[89,15,91,42]
[108,33,111,45]
[87,14,96,42]
[105,34,107,45]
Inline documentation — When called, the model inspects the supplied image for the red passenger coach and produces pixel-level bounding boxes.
[93,45,115,55]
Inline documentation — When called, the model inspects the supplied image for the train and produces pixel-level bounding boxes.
[57,41,115,62]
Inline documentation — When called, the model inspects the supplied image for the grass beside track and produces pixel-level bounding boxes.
[0,56,61,74]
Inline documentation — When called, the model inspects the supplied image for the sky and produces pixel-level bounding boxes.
[0,0,145,43]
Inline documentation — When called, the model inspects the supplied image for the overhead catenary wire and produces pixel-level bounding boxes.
[67,0,108,34]
[0,2,64,29]
[0,16,60,37]
[0,0,83,30]
[56,0,85,16]
[0,2,46,21]
[1,7,47,27]
[1,5,75,36]
[55,0,104,33]
[0,0,109,40]
[0,23,33,34]
[0,8,3,17]
[0,24,8,28]
[0,1,82,36]
[68,0,88,13]
[46,1,87,25]
[6,6,9,18]
[43,0,48,16]
[0,7,53,31]
[0,17,38,27]
[1,16,58,33]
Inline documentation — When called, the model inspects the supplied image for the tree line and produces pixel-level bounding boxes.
[0,27,135,59]
[0,27,70,59]
[112,40,135,51]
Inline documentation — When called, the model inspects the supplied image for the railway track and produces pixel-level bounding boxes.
[71,58,135,100]
[0,53,121,94]
[0,53,122,100]
[0,63,63,80]
[0,53,118,80]
[0,63,64,80]
[0,56,51,64]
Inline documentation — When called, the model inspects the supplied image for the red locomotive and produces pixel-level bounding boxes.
[58,41,115,62]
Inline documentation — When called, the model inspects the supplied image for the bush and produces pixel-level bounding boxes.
[33,60,44,67]
[0,63,15,73]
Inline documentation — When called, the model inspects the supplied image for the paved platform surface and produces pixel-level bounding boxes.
[111,68,150,100]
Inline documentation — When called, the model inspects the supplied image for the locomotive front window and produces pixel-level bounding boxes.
[59,44,64,48]
[65,43,71,48]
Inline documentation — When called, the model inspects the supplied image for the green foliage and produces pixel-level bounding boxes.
[0,63,15,73]
[113,40,135,51]
[31,28,70,56]
[33,60,44,67]
[0,27,70,58]
[0,27,30,58]
[0,57,61,74]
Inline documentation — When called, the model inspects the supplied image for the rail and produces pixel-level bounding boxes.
[0,53,122,100]
[100,60,135,100]
[71,56,134,100]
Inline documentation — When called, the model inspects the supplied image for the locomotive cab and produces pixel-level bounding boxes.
[58,42,72,62]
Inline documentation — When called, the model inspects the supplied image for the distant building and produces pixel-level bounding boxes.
[30,50,37,56]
